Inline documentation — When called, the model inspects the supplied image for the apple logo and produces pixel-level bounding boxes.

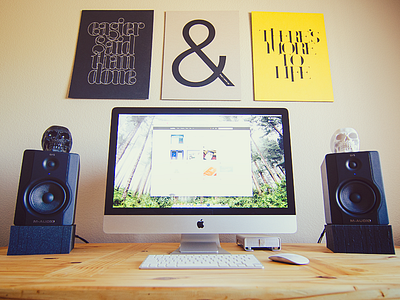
[197,219,204,229]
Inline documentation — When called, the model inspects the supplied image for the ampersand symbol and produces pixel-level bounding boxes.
[172,19,234,87]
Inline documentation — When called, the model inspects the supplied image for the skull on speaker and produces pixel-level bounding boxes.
[330,128,359,153]
[41,126,72,153]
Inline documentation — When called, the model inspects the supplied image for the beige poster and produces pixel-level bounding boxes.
[162,11,241,100]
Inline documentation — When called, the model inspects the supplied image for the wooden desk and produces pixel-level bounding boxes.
[0,243,399,299]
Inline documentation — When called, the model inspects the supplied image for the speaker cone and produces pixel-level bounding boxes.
[27,180,66,215]
[337,180,377,215]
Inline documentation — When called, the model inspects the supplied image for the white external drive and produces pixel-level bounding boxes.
[236,234,281,251]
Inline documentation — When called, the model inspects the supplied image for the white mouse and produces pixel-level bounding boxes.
[268,253,310,265]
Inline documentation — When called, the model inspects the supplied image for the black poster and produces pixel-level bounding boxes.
[69,10,154,99]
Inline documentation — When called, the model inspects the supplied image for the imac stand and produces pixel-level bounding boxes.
[172,234,230,254]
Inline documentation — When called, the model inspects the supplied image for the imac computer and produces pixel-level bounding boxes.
[104,107,296,253]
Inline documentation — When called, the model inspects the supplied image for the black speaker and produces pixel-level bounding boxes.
[321,151,388,225]
[13,150,80,226]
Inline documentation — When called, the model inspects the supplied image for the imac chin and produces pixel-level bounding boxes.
[103,107,297,253]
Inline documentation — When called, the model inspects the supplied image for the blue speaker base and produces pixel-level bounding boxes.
[7,225,75,255]
[325,224,395,254]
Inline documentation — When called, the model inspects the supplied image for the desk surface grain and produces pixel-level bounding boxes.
[0,242,399,300]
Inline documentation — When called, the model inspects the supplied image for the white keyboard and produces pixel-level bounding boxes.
[139,254,264,269]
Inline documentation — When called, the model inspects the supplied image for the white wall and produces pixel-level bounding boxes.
[1,0,400,247]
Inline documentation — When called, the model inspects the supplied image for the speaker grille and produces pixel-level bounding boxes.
[337,180,377,215]
[26,180,67,215]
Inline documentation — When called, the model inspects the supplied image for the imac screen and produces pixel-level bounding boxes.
[104,107,295,227]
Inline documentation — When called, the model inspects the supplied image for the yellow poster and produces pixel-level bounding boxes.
[251,12,334,102]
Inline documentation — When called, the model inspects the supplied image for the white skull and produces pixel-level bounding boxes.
[330,128,360,153]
